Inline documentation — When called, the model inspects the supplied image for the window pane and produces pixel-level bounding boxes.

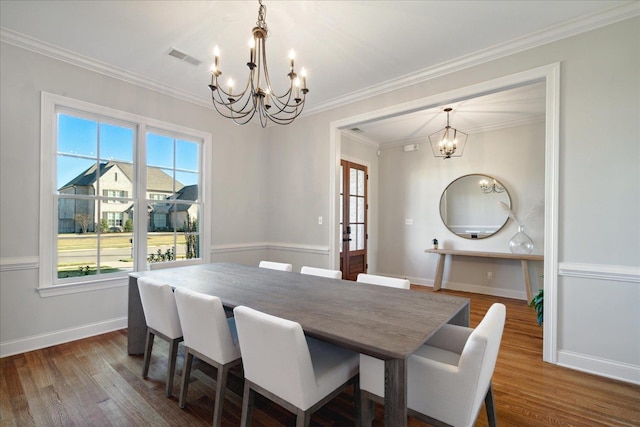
[356,224,365,250]
[357,170,365,196]
[57,233,97,279]
[58,114,97,157]
[175,171,198,188]
[176,139,199,172]
[176,206,200,260]
[357,197,365,222]
[100,235,133,274]
[57,155,97,194]
[58,196,96,233]
[349,196,357,223]
[349,230,356,251]
[349,168,357,195]
[147,133,174,168]
[100,123,134,163]
[147,166,175,196]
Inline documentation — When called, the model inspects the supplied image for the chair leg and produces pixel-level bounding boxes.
[212,363,231,427]
[166,337,180,397]
[142,329,154,378]
[179,349,194,408]
[360,390,374,427]
[485,382,498,427]
[240,381,255,427]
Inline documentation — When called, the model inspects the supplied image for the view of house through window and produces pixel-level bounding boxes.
[55,111,202,282]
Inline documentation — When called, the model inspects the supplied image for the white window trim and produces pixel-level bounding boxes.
[39,92,211,296]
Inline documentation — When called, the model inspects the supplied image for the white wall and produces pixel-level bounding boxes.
[376,122,545,300]
[0,42,268,354]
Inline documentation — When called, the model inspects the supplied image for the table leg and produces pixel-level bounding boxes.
[433,253,445,291]
[127,276,147,354]
[384,358,407,427]
[521,260,533,302]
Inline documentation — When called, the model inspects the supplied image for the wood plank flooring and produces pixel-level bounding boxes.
[1,288,639,426]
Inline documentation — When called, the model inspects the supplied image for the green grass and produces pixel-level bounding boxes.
[57,233,178,251]
[57,265,122,279]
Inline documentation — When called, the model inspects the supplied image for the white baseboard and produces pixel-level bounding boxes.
[556,349,640,385]
[0,316,127,358]
[405,275,527,300]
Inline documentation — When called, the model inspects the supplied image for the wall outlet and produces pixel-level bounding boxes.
[405,219,413,225]
[486,271,493,280]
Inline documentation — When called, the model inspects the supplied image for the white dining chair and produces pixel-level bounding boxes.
[356,273,410,289]
[233,305,360,427]
[174,287,242,427]
[258,260,293,272]
[300,266,342,279]
[360,303,507,427]
[137,277,183,397]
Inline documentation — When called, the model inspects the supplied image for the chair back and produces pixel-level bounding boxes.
[459,303,506,424]
[357,273,410,289]
[174,287,240,365]
[233,306,316,409]
[300,266,342,279]
[259,261,293,272]
[137,277,182,339]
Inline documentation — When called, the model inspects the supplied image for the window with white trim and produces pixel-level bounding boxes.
[40,93,210,291]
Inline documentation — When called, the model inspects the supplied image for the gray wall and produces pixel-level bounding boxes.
[1,17,638,383]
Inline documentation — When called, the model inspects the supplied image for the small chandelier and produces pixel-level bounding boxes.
[429,107,468,159]
[208,0,309,127]
[479,178,505,194]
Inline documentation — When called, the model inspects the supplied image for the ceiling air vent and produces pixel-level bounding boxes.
[167,47,203,67]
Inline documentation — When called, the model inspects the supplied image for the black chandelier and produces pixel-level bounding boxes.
[208,0,309,127]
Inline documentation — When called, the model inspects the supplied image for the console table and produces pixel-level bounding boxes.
[425,248,544,301]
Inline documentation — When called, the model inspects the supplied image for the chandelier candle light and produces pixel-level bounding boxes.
[208,0,309,127]
[429,107,468,159]
[480,178,505,193]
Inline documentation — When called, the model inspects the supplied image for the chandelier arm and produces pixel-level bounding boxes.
[210,91,255,121]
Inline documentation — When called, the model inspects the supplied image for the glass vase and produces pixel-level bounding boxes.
[509,225,534,254]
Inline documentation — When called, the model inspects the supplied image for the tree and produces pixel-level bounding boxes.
[124,218,133,232]
[74,213,92,234]
[184,213,199,259]
[100,219,109,233]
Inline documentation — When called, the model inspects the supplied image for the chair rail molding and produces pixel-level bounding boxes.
[559,262,640,283]
[210,242,330,256]
[0,256,39,272]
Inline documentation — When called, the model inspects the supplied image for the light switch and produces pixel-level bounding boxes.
[318,216,323,225]
[405,219,413,225]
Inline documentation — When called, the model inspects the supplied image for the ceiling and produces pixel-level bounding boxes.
[0,1,634,143]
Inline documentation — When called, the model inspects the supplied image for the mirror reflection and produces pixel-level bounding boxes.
[440,174,511,239]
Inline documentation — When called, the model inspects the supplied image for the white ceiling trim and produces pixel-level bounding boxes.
[304,1,640,116]
[0,28,212,110]
[1,2,637,117]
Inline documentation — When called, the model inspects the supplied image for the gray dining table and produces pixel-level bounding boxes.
[127,262,470,427]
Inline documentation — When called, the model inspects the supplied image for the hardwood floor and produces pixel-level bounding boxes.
[1,288,639,426]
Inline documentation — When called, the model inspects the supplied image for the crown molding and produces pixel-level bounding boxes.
[305,1,640,116]
[0,28,212,110]
[1,2,638,116]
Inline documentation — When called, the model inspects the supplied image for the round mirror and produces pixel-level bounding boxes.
[439,174,511,239]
